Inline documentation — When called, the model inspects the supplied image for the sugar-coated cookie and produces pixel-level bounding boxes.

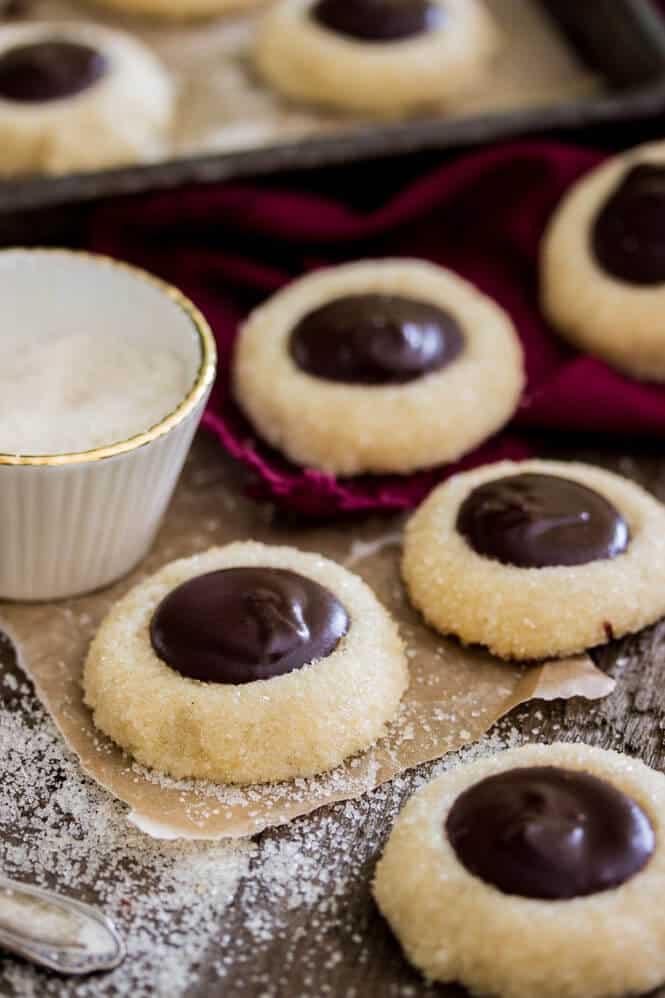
[83,542,407,785]
[233,259,524,476]
[254,0,498,114]
[542,141,665,382]
[402,459,665,660]
[0,22,174,175]
[88,0,257,19]
[374,742,665,998]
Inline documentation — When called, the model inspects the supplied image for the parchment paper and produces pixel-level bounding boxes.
[0,439,616,840]
[22,0,601,162]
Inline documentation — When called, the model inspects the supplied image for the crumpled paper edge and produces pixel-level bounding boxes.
[4,621,614,841]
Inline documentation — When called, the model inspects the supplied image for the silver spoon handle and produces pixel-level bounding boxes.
[0,875,124,975]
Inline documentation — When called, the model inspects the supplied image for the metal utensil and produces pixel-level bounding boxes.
[0,875,125,975]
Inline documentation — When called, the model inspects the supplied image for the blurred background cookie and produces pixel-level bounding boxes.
[542,141,665,382]
[0,21,174,174]
[254,0,499,114]
[86,0,259,19]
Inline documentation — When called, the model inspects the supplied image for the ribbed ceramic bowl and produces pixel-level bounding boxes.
[0,249,216,601]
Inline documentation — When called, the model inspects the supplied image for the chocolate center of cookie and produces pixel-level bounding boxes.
[150,567,349,685]
[592,163,665,285]
[445,766,654,900]
[289,294,463,385]
[312,0,442,41]
[456,473,629,568]
[0,40,108,103]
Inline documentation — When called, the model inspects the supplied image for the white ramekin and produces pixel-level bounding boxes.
[0,249,217,601]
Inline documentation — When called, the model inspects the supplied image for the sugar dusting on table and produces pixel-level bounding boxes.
[0,643,619,996]
[0,677,252,997]
[205,728,532,997]
[0,665,527,997]
[0,648,525,996]
[0,333,189,456]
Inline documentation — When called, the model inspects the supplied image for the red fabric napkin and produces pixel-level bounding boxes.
[89,138,665,516]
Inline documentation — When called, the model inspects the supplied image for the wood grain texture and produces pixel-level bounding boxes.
[3,441,665,997]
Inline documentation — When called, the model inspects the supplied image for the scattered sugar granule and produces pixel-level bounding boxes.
[1,653,602,997]
[0,688,252,998]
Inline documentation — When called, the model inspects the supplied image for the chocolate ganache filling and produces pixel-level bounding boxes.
[456,473,629,569]
[445,766,655,900]
[0,40,108,103]
[150,567,349,685]
[312,0,443,41]
[592,163,665,285]
[289,294,464,385]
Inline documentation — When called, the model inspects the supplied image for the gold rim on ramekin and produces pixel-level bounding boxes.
[0,248,217,467]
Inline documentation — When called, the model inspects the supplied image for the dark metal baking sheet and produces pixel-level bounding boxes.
[1,0,665,213]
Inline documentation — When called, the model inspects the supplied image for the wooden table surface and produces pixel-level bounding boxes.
[2,439,665,998]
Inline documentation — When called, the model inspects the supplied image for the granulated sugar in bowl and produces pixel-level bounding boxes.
[0,249,216,601]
